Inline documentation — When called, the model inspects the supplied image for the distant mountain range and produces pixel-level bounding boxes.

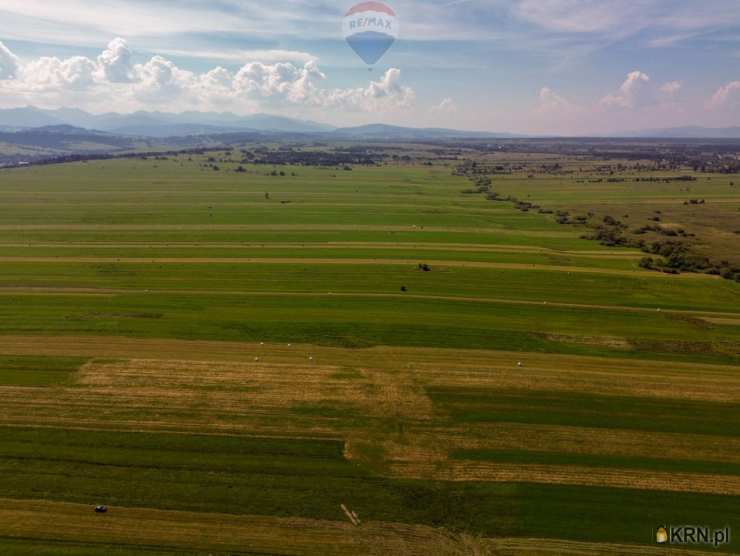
[0,107,334,137]
[0,107,514,140]
[331,124,519,140]
[3,107,740,147]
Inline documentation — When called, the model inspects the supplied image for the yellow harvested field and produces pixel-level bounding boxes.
[390,461,740,495]
[702,317,740,326]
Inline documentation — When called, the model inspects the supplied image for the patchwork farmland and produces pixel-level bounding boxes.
[0,151,738,554]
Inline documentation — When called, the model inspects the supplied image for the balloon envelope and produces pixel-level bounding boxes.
[342,2,398,66]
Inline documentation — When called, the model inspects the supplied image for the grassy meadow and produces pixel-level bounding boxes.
[0,152,738,554]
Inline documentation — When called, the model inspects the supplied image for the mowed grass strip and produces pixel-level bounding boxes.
[1,261,737,314]
[451,449,740,478]
[428,386,740,436]
[0,247,645,271]
[0,291,738,365]
[0,240,645,257]
[0,228,609,251]
[0,256,661,277]
[0,355,87,387]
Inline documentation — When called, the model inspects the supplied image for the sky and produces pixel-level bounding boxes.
[1,0,740,134]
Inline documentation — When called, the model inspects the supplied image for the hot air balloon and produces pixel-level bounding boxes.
[342,2,399,66]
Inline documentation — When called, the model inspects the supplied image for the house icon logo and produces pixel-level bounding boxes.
[656,526,669,544]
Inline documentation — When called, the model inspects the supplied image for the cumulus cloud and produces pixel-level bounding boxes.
[97,37,134,82]
[21,56,98,91]
[600,71,651,109]
[0,38,415,114]
[709,81,740,110]
[538,86,573,111]
[319,68,415,111]
[232,61,324,104]
[599,71,683,110]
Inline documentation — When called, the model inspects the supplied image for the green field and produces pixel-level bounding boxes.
[0,153,738,554]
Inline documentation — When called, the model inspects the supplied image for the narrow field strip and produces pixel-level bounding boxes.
[0,256,700,278]
[420,365,740,402]
[488,538,720,555]
[702,317,740,326]
[0,335,738,375]
[0,224,580,237]
[390,461,740,495]
[450,423,740,466]
[0,241,643,258]
[0,288,738,318]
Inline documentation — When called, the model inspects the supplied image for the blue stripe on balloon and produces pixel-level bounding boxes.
[346,31,396,65]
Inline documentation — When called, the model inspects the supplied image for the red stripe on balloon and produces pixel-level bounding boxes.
[345,2,396,17]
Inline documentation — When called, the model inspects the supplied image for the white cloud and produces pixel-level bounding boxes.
[21,56,98,91]
[0,41,20,79]
[600,71,651,109]
[132,56,193,103]
[538,86,573,111]
[659,80,682,97]
[432,98,458,113]
[155,48,318,65]
[232,61,323,104]
[709,81,740,110]
[319,68,416,112]
[97,38,134,83]
[600,72,686,110]
[0,38,415,115]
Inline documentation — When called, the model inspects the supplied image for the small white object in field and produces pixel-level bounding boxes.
[340,504,360,527]
[517,361,523,367]
[254,357,260,362]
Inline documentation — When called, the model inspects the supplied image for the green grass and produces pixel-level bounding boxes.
[429,387,740,436]
[0,426,737,551]
[1,292,738,364]
[2,261,738,313]
[0,540,210,556]
[0,355,86,386]
[1,155,739,552]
